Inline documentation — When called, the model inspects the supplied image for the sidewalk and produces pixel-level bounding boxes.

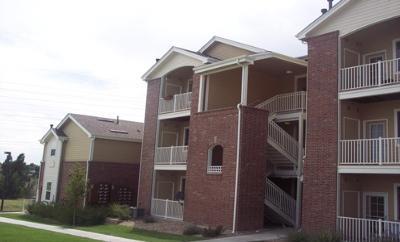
[0,216,143,242]
[202,228,291,242]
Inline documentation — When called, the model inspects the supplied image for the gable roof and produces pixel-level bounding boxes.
[141,46,218,81]
[296,0,350,40]
[54,113,143,142]
[40,127,67,144]
[199,36,267,54]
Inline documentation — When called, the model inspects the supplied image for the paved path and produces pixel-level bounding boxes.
[0,217,142,242]
[202,228,291,242]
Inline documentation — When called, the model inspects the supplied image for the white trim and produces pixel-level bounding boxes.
[363,192,388,220]
[343,48,360,67]
[160,131,178,147]
[395,109,400,138]
[363,119,388,139]
[158,110,191,120]
[164,83,182,97]
[142,46,213,81]
[154,165,187,171]
[338,165,400,174]
[339,84,400,100]
[198,75,205,112]
[156,181,175,199]
[296,0,351,40]
[199,36,266,54]
[394,183,400,220]
[232,104,241,233]
[204,75,209,111]
[240,64,249,105]
[182,127,189,146]
[343,116,360,139]
[342,190,360,217]
[362,50,387,64]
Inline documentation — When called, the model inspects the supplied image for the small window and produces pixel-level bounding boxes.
[207,145,223,174]
[50,149,56,156]
[45,182,52,200]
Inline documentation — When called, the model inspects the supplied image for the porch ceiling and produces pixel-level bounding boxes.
[251,58,307,77]
[351,92,400,103]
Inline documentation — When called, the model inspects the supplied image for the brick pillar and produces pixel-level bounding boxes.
[137,78,161,214]
[236,106,268,231]
[37,161,45,202]
[302,31,339,233]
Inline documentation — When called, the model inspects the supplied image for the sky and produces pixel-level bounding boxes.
[0,0,328,164]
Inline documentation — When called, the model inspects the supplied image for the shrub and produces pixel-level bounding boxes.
[108,204,131,220]
[183,224,201,235]
[201,225,224,238]
[143,215,155,223]
[287,232,310,242]
[312,231,340,242]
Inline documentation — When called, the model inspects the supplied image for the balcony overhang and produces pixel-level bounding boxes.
[338,165,400,174]
[339,84,400,100]
[158,110,190,120]
[154,165,187,171]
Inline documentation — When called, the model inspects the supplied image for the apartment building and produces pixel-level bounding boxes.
[297,0,400,240]
[37,113,143,206]
[138,36,307,231]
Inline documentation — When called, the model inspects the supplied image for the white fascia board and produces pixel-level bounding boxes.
[141,46,212,81]
[39,129,53,144]
[93,135,142,143]
[199,36,267,53]
[295,0,351,40]
[194,55,254,74]
[250,52,308,67]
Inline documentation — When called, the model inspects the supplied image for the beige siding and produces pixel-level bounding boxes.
[62,120,90,161]
[148,53,202,80]
[92,139,141,163]
[310,0,400,38]
[203,42,253,60]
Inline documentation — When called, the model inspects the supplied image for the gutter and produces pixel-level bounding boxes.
[232,104,242,233]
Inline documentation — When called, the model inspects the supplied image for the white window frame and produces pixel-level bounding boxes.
[182,127,189,146]
[343,117,361,139]
[394,183,400,220]
[342,190,360,217]
[363,119,388,139]
[45,182,52,201]
[363,192,388,220]
[207,145,223,174]
[362,50,387,64]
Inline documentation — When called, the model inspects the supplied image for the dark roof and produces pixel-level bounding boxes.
[53,128,66,137]
[178,47,221,62]
[69,113,143,142]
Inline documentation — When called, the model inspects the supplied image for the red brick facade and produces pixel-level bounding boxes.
[57,161,87,201]
[236,106,268,231]
[184,107,238,229]
[302,31,339,233]
[137,78,161,213]
[37,161,45,202]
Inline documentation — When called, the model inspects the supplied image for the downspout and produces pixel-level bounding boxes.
[83,137,95,207]
[232,104,242,233]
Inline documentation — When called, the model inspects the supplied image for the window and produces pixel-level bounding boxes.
[364,192,387,220]
[50,149,56,156]
[207,145,223,174]
[45,182,52,200]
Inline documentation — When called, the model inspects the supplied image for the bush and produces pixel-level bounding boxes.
[27,202,107,226]
[108,204,131,220]
[312,231,340,242]
[183,224,202,235]
[143,215,155,223]
[288,232,310,242]
[201,225,224,238]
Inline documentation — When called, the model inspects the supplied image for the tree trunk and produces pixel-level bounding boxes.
[0,199,4,211]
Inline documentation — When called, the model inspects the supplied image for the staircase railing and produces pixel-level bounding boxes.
[268,121,299,164]
[265,178,296,224]
[256,91,306,115]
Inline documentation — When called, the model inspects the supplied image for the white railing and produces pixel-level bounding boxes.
[159,92,192,114]
[340,58,400,92]
[268,121,299,163]
[338,216,400,241]
[339,138,400,165]
[265,178,296,223]
[151,199,183,220]
[256,91,307,115]
[154,146,188,165]
[207,165,222,174]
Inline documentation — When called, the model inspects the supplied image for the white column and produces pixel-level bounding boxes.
[241,65,249,105]
[197,75,205,112]
[295,113,304,228]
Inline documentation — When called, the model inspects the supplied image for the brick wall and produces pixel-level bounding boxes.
[37,161,45,202]
[137,78,161,213]
[57,161,86,201]
[236,106,268,231]
[87,161,140,206]
[184,107,238,229]
[302,31,339,233]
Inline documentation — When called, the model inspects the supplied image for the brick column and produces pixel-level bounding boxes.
[302,31,339,233]
[137,78,161,214]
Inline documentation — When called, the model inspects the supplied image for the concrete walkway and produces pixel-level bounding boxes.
[0,217,142,242]
[202,228,291,242]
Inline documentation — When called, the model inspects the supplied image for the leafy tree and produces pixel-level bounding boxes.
[65,163,87,226]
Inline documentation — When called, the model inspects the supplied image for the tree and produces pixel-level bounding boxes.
[65,163,87,226]
[0,153,28,211]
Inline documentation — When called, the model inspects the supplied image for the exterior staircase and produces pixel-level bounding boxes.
[256,91,306,227]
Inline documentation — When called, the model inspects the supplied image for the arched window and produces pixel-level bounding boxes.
[207,145,223,174]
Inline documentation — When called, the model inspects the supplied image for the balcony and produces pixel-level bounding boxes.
[339,58,400,99]
[338,138,400,173]
[151,199,183,220]
[159,92,192,119]
[154,146,188,170]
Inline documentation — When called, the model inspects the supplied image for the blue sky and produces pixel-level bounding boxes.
[0,0,327,163]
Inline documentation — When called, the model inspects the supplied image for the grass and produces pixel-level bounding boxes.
[0,222,98,242]
[0,213,200,242]
[0,199,33,212]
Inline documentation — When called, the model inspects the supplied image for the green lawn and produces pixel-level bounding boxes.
[0,222,98,242]
[0,214,200,242]
[0,199,33,212]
